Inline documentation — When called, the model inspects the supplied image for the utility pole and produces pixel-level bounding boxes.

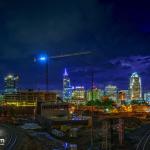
[46,60,49,91]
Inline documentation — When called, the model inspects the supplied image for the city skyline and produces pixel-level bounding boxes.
[1,69,150,92]
[1,1,150,150]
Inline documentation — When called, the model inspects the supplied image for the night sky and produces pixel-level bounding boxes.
[0,0,150,91]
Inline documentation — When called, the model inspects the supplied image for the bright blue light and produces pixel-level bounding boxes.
[40,56,46,61]
[38,54,48,62]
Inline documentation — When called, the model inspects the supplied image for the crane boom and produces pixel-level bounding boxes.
[50,51,91,59]
[34,51,92,62]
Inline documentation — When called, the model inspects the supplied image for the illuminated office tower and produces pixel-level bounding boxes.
[129,72,142,100]
[63,68,72,101]
[105,85,118,101]
[87,88,103,101]
[144,92,150,104]
[4,74,19,93]
[72,86,85,100]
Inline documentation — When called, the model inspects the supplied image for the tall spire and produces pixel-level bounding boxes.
[64,68,68,76]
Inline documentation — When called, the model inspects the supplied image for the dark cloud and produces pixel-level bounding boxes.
[0,0,150,90]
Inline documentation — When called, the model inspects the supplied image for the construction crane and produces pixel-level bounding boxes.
[34,51,92,91]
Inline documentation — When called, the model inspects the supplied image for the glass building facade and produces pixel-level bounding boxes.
[129,72,142,100]
[105,85,118,102]
[144,92,150,104]
[4,74,19,94]
[87,88,103,101]
[63,68,72,101]
[72,86,85,100]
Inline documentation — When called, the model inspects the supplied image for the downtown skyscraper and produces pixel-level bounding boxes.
[63,68,72,101]
[4,74,19,94]
[105,85,118,102]
[129,72,142,100]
